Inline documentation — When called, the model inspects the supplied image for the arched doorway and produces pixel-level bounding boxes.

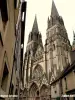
[29,82,39,100]
[40,85,50,100]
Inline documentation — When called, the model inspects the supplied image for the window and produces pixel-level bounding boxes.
[53,44,55,50]
[14,0,17,9]
[37,34,38,39]
[37,91,39,96]
[0,32,3,46]
[55,90,57,93]
[33,65,43,79]
[0,0,8,29]
[22,12,25,22]
[1,62,9,91]
[21,44,23,49]
[15,89,18,95]
[64,77,67,90]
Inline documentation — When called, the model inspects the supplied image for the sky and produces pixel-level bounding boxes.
[24,0,75,52]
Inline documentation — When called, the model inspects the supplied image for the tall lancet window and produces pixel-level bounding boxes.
[22,12,25,22]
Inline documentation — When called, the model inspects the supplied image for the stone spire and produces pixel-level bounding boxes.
[32,15,39,33]
[51,0,59,17]
[27,15,43,53]
[47,0,64,29]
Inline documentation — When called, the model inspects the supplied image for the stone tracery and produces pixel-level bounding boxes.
[33,64,43,80]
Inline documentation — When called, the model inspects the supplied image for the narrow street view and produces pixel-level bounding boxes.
[0,0,75,100]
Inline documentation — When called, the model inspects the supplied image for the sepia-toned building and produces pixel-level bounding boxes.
[50,32,75,100]
[0,0,20,99]
[0,0,74,99]
[23,0,73,100]
[14,1,27,99]
[24,15,50,100]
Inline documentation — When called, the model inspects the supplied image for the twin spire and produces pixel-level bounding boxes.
[32,0,59,33]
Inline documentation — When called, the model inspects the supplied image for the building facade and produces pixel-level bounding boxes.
[0,0,26,100]
[24,1,72,100]
[24,15,50,100]
[50,33,75,100]
[14,1,27,99]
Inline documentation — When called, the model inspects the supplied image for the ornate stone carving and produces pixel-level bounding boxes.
[33,65,43,80]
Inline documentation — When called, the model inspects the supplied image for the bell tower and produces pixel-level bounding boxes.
[45,0,72,79]
[26,15,43,55]
[24,16,43,85]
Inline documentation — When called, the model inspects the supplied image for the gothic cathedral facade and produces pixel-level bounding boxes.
[24,1,72,99]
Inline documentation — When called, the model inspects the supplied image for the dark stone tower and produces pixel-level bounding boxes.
[24,16,43,84]
[45,0,72,80]
[26,15,43,56]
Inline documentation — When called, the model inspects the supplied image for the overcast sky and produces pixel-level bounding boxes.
[24,0,75,52]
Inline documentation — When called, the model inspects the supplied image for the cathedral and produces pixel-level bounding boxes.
[24,0,73,100]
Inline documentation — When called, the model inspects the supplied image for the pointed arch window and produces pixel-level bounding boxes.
[33,65,43,79]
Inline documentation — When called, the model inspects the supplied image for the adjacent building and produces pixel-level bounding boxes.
[0,0,26,100]
[14,1,27,99]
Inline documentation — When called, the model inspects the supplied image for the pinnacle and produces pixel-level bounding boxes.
[32,15,39,33]
[51,0,59,17]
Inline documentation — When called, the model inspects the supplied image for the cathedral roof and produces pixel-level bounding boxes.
[32,15,39,33]
[51,0,59,17]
